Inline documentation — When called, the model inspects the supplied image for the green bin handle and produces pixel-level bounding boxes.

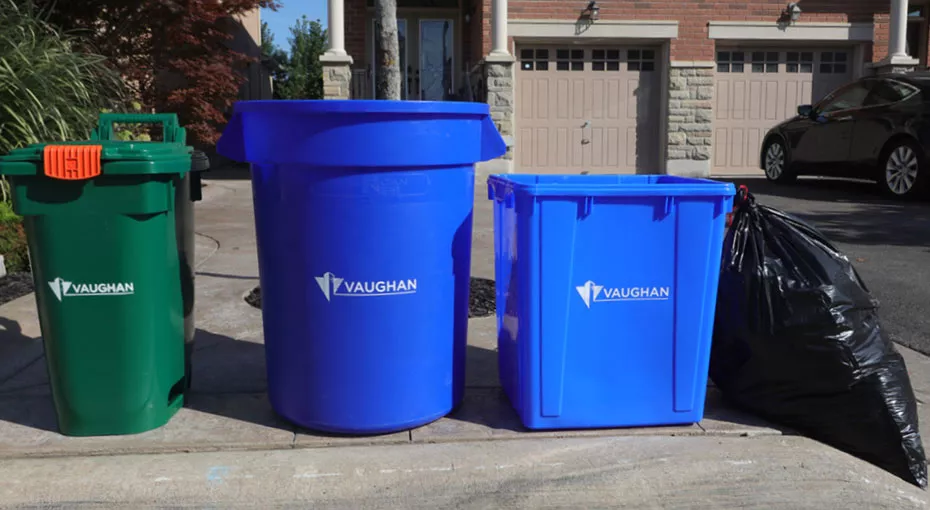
[91,113,187,144]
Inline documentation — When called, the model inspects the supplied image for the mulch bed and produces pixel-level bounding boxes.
[0,272,34,306]
[245,277,497,318]
[468,277,495,318]
[244,286,261,309]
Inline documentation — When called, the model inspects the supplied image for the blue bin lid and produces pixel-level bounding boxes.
[488,174,736,198]
[217,100,507,168]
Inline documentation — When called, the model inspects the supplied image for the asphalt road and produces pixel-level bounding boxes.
[719,175,930,356]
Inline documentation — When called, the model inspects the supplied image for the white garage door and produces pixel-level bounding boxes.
[515,46,662,174]
[713,48,854,174]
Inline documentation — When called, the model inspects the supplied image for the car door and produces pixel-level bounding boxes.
[791,80,872,173]
[848,78,921,174]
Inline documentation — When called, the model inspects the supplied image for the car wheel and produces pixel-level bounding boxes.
[763,138,796,183]
[880,140,926,199]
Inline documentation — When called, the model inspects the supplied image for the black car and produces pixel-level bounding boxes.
[760,72,930,198]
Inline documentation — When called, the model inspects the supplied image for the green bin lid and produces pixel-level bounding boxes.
[0,140,192,179]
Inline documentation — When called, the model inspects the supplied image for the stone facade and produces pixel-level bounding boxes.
[484,59,515,161]
[321,59,353,100]
[666,65,715,177]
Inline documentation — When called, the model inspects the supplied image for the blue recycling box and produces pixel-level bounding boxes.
[488,174,735,430]
[217,100,506,434]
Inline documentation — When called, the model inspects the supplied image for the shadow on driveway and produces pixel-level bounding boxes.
[717,177,930,249]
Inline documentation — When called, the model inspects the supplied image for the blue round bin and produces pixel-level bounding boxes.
[217,100,506,434]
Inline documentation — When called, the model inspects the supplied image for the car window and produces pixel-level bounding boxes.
[864,79,919,106]
[818,82,872,114]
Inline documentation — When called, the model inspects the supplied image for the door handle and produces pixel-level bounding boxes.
[581,120,591,144]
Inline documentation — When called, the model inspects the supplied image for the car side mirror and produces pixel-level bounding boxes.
[797,104,814,117]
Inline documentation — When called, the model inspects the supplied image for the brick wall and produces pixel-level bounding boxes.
[346,0,369,65]
[489,0,891,62]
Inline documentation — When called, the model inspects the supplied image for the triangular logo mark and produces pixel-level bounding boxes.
[48,278,62,302]
[315,272,343,302]
[576,280,602,309]
[315,273,333,301]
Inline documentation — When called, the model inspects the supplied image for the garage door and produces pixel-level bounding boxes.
[516,46,662,174]
[713,48,854,174]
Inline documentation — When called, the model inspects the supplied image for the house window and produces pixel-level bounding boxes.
[786,52,814,73]
[820,52,848,74]
[752,51,779,73]
[627,49,655,71]
[520,49,549,71]
[556,49,584,71]
[716,51,745,73]
[592,49,621,71]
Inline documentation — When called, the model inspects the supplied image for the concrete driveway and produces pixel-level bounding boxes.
[716,176,930,356]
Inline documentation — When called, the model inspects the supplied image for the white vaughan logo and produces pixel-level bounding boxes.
[575,280,671,309]
[47,277,135,302]
[315,271,417,302]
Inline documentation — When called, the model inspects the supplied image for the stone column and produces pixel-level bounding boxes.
[666,62,715,178]
[320,0,354,99]
[321,55,354,99]
[874,0,919,74]
[481,0,514,176]
[476,54,516,179]
[485,56,515,159]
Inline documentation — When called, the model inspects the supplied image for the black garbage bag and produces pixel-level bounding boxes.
[710,189,927,488]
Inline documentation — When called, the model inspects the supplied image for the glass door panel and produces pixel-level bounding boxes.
[419,20,454,101]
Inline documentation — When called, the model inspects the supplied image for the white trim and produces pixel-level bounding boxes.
[370,18,408,99]
[319,53,353,64]
[509,19,678,39]
[669,61,715,68]
[485,52,516,63]
[708,21,874,42]
[325,0,347,57]
[853,43,866,79]
[658,41,670,175]
[490,0,509,56]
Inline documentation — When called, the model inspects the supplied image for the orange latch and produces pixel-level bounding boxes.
[43,145,103,180]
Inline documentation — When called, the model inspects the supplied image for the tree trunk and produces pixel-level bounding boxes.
[374,0,401,100]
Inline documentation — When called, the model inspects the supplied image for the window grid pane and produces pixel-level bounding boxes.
[627,48,656,72]
[592,48,621,72]
[555,48,584,71]
[520,48,552,72]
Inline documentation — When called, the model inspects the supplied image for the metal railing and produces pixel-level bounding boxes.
[349,65,486,102]
[350,68,372,99]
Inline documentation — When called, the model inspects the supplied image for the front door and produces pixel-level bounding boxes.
[371,16,456,100]
[419,19,454,101]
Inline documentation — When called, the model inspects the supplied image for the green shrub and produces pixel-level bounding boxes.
[0,0,124,274]
[0,0,125,155]
[0,203,27,273]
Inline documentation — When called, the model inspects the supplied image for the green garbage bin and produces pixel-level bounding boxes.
[0,138,192,436]
[90,113,210,391]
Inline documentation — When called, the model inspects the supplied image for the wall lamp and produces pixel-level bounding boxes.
[785,2,802,23]
[584,1,600,21]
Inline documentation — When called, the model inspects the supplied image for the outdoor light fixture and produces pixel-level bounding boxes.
[584,1,600,21]
[786,2,802,23]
